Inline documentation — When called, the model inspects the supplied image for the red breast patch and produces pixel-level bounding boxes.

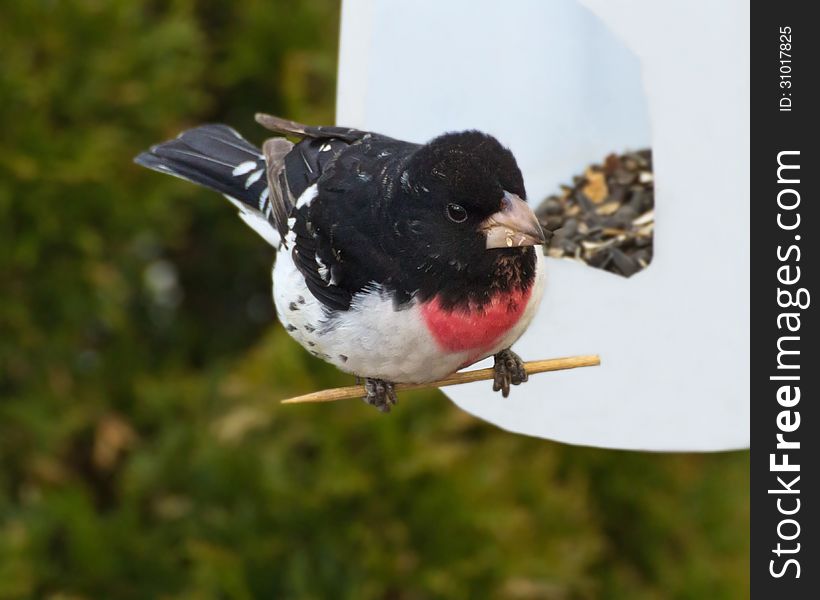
[420,287,532,354]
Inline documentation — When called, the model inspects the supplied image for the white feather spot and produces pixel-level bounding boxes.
[258,187,269,211]
[295,184,318,209]
[245,169,263,188]
[232,161,257,176]
[315,255,330,282]
[320,143,332,152]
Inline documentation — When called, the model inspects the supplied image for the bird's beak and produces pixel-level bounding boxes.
[481,192,548,249]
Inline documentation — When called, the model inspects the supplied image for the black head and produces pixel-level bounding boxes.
[407,130,523,222]
[414,129,523,196]
[392,131,546,305]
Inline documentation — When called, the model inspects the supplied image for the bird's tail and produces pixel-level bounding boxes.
[135,124,281,246]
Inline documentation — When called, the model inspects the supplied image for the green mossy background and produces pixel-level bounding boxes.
[0,1,749,598]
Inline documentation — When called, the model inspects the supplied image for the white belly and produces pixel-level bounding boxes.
[272,249,546,383]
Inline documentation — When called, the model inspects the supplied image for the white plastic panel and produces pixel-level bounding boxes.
[337,0,749,450]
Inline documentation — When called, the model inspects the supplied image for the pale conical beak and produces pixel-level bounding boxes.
[481,191,548,249]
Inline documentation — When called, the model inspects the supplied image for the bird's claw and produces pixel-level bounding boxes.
[492,349,528,398]
[362,378,398,413]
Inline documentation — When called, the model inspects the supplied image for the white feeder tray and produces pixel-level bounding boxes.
[336,0,749,451]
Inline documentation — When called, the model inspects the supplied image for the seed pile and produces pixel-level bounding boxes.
[536,149,654,278]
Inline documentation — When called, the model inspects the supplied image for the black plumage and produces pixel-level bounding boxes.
[136,116,538,313]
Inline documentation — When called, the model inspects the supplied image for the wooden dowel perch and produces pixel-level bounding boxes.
[281,354,600,405]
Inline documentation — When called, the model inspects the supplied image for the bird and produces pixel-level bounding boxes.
[135,114,547,412]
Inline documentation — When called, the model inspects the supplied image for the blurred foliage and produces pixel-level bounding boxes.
[0,1,748,598]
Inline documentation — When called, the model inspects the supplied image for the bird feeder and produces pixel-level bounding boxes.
[335,0,749,451]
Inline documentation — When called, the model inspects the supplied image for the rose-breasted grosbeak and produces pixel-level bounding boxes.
[135,115,547,411]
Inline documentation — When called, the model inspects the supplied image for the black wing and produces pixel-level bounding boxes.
[257,114,420,311]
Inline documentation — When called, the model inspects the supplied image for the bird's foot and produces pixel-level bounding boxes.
[362,378,398,413]
[492,349,528,398]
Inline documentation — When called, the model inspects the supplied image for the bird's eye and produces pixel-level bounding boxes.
[446,203,468,223]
